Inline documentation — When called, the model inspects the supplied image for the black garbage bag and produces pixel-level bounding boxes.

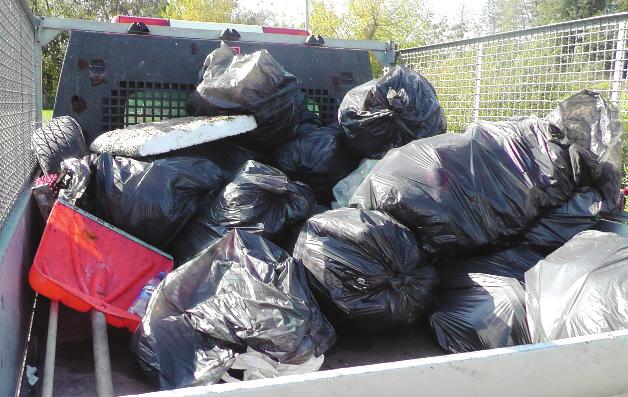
[271,124,359,204]
[430,273,531,354]
[160,140,264,182]
[187,43,302,152]
[338,65,446,159]
[94,153,225,248]
[132,230,336,389]
[547,90,622,170]
[293,208,439,330]
[522,187,606,252]
[526,231,628,342]
[429,247,542,353]
[279,204,330,255]
[547,91,623,208]
[351,117,577,256]
[171,160,314,263]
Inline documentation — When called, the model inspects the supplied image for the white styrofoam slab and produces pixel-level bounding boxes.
[90,115,257,157]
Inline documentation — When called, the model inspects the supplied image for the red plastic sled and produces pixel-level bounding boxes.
[29,200,173,331]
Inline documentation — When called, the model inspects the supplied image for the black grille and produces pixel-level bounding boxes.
[101,81,196,131]
[302,88,339,125]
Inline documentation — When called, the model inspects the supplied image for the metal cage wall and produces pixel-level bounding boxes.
[399,13,628,133]
[0,0,37,233]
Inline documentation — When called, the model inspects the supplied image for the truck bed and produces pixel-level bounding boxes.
[42,305,443,396]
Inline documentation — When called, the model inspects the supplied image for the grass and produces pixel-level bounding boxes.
[42,109,53,122]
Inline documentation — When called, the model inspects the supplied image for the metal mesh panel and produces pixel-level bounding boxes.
[0,0,36,232]
[399,14,628,132]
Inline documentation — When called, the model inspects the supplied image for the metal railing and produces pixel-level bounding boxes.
[399,13,628,133]
[0,0,37,232]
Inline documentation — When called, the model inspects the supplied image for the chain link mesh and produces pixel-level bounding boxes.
[0,0,36,232]
[399,14,628,133]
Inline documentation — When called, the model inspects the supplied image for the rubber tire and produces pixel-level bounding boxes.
[31,116,89,174]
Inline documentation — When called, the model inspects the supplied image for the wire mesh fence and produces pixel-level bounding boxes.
[399,13,628,133]
[0,0,36,232]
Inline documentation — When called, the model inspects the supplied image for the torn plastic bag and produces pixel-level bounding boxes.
[187,43,302,152]
[430,273,531,353]
[522,187,606,251]
[338,65,446,159]
[331,159,378,209]
[94,153,225,248]
[57,155,96,205]
[221,348,324,382]
[272,124,359,204]
[171,160,314,264]
[131,230,336,389]
[525,230,628,342]
[351,117,576,256]
[293,208,438,330]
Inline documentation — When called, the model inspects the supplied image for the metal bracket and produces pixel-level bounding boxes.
[371,40,397,67]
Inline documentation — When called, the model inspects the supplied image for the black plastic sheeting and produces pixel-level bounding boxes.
[526,230,628,343]
[338,65,446,159]
[132,230,336,389]
[94,153,224,248]
[351,117,578,256]
[272,124,359,204]
[187,43,303,152]
[522,187,606,252]
[171,160,314,263]
[293,208,438,330]
[429,247,543,353]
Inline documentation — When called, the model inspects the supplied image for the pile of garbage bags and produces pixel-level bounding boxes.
[29,40,627,391]
[351,116,611,256]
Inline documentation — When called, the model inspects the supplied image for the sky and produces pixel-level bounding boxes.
[237,0,487,27]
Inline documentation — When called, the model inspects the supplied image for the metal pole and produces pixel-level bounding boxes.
[611,21,626,109]
[473,42,483,122]
[41,300,59,397]
[91,310,114,397]
[305,0,310,32]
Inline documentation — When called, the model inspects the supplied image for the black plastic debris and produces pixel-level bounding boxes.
[272,124,359,204]
[351,117,577,256]
[279,204,330,255]
[522,187,606,252]
[338,65,446,159]
[429,247,542,353]
[94,153,225,248]
[171,160,314,263]
[132,229,335,389]
[526,231,628,342]
[293,208,438,330]
[187,43,302,152]
[31,116,89,174]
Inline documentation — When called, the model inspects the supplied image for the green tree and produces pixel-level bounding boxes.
[162,0,237,22]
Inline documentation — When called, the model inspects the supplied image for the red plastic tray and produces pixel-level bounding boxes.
[29,200,173,331]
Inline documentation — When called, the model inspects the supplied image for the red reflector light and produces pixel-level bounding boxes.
[262,26,309,36]
[112,15,170,26]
